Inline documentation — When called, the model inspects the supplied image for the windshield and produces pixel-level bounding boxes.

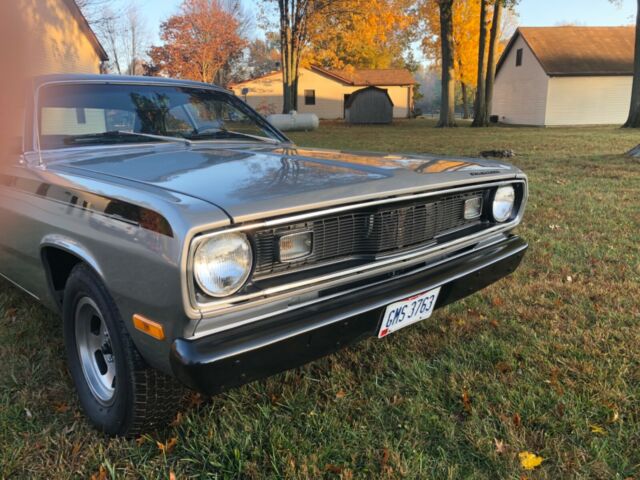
[37,83,285,150]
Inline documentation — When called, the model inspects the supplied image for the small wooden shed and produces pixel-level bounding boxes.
[345,86,394,124]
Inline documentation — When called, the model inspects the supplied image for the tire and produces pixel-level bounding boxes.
[62,263,183,437]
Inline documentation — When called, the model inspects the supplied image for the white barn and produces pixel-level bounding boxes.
[492,26,634,126]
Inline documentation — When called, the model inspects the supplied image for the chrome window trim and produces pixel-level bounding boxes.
[185,178,527,317]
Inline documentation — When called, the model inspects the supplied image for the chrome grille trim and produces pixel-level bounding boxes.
[253,189,486,277]
[186,179,527,315]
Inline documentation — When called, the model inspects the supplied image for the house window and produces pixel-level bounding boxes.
[304,90,316,105]
[516,48,523,67]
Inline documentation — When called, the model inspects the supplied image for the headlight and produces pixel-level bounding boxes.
[193,233,252,297]
[492,185,516,222]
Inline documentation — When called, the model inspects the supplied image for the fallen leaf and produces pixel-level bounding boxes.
[4,308,17,319]
[157,437,178,454]
[324,464,342,474]
[461,390,472,414]
[54,402,70,413]
[495,361,512,373]
[335,389,346,399]
[494,438,507,454]
[609,410,620,423]
[491,297,504,307]
[381,448,390,467]
[590,424,606,435]
[24,408,33,419]
[90,465,108,480]
[169,470,177,480]
[512,413,521,427]
[170,412,184,428]
[136,436,147,446]
[519,451,544,470]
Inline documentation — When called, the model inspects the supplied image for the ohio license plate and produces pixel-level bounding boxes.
[378,287,441,338]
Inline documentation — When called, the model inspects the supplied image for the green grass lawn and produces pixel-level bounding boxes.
[1,119,639,479]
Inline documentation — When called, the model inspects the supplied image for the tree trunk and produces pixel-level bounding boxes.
[472,0,489,127]
[624,0,640,127]
[484,0,503,126]
[461,82,470,119]
[437,0,456,128]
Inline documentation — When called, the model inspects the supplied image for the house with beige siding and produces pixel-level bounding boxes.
[230,66,417,120]
[18,0,108,75]
[493,26,634,126]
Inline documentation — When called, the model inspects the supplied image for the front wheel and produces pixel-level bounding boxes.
[63,264,183,436]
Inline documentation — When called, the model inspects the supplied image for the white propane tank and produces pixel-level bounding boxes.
[267,111,319,132]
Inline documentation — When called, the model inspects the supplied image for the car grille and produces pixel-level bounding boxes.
[252,189,487,277]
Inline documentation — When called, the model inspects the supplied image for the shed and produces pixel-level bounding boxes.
[493,26,634,126]
[345,86,394,124]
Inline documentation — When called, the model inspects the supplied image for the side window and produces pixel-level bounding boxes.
[304,90,316,106]
[516,48,523,67]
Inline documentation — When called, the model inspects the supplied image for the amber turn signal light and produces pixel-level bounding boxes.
[133,314,165,340]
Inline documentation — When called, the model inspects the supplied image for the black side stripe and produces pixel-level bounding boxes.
[0,174,173,237]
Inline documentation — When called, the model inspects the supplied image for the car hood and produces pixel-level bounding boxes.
[54,143,523,223]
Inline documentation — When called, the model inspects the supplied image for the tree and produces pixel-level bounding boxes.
[437,0,456,127]
[148,0,247,84]
[247,35,281,77]
[484,0,503,125]
[421,0,481,119]
[306,0,417,70]
[624,0,640,127]
[472,0,517,126]
[471,0,489,126]
[264,0,341,113]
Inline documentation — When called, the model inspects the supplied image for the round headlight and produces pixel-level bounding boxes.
[492,185,516,223]
[193,233,252,297]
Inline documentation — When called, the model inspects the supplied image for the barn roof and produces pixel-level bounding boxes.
[497,26,635,77]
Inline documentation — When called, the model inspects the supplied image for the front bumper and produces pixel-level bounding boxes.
[170,235,527,394]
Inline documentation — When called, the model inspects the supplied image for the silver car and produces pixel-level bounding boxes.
[0,75,528,436]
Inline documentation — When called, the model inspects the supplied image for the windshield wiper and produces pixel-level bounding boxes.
[188,128,279,144]
[63,130,192,146]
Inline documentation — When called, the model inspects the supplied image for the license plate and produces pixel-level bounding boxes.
[378,287,441,338]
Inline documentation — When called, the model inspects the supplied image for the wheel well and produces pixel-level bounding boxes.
[41,247,83,308]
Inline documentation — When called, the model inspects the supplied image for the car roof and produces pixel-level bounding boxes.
[32,74,228,91]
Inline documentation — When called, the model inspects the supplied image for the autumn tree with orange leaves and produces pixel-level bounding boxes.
[306,0,417,70]
[148,0,247,85]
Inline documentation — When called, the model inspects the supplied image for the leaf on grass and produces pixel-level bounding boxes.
[381,448,390,467]
[157,437,178,454]
[512,413,521,427]
[519,451,544,470]
[324,464,343,474]
[54,402,70,413]
[609,410,620,423]
[335,389,346,399]
[590,424,607,435]
[494,439,507,454]
[90,465,108,480]
[169,470,177,480]
[4,308,17,319]
[461,390,472,414]
[170,412,184,428]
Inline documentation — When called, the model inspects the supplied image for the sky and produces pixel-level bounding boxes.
[119,0,638,47]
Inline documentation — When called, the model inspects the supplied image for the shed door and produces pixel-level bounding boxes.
[343,94,351,119]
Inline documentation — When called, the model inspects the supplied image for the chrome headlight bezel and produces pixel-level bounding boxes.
[192,232,253,298]
[492,185,516,223]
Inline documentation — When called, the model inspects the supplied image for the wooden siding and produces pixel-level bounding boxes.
[492,35,549,125]
[20,0,104,75]
[545,76,632,125]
